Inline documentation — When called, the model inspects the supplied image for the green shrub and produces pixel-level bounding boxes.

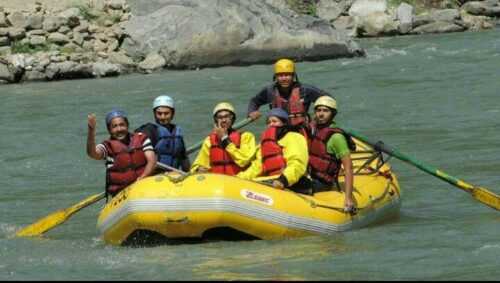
[74,4,100,21]
[286,0,317,16]
[11,41,50,54]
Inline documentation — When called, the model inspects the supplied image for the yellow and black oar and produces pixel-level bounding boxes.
[16,116,258,237]
[345,128,500,211]
[16,192,106,237]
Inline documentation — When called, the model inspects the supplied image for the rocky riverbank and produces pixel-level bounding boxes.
[0,0,499,84]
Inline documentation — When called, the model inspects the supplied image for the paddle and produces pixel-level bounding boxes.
[344,128,500,211]
[16,116,257,237]
[16,192,106,237]
[156,162,188,176]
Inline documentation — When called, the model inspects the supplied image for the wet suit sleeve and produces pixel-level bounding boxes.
[236,146,263,181]
[190,136,211,173]
[225,131,257,168]
[278,132,309,187]
[247,85,273,115]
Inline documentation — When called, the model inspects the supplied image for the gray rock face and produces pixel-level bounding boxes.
[317,0,346,22]
[396,3,414,34]
[0,61,13,82]
[410,21,466,34]
[123,0,364,69]
[462,1,500,16]
[349,0,387,17]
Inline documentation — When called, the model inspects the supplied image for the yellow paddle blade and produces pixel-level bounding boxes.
[16,192,105,237]
[472,187,500,211]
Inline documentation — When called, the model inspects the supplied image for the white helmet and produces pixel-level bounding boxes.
[153,95,174,110]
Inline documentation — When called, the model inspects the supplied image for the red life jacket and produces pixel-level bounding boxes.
[308,125,354,185]
[209,131,242,176]
[272,87,306,127]
[104,133,148,195]
[260,127,287,176]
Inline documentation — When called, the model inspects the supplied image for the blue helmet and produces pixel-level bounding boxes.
[105,109,128,125]
[267,108,289,123]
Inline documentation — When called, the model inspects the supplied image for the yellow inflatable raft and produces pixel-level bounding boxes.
[97,139,401,246]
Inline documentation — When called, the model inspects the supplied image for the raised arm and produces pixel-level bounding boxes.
[86,113,105,160]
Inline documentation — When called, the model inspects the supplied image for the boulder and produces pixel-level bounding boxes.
[107,0,127,10]
[138,52,166,72]
[58,8,81,27]
[396,3,414,34]
[26,14,44,30]
[459,9,495,31]
[0,61,13,82]
[0,36,9,46]
[8,28,26,40]
[7,11,28,29]
[0,12,9,28]
[29,35,46,46]
[349,0,387,17]
[108,51,136,67]
[462,1,500,16]
[47,32,70,44]
[333,15,358,37]
[123,0,364,69]
[356,12,399,37]
[316,0,347,22]
[92,61,121,77]
[45,61,93,80]
[410,21,466,34]
[42,16,66,32]
[430,9,460,22]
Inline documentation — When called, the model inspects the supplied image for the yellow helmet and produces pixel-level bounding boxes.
[314,96,337,110]
[274,58,295,74]
[213,102,236,116]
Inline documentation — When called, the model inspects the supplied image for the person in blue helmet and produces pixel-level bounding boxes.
[87,110,157,198]
[135,95,191,172]
[238,108,311,193]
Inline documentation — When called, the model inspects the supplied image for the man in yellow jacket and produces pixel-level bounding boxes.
[237,108,309,191]
[191,102,256,175]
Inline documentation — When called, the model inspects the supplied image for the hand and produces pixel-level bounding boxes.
[213,123,227,140]
[344,195,356,214]
[248,111,261,121]
[272,180,284,189]
[196,166,209,173]
[88,113,97,130]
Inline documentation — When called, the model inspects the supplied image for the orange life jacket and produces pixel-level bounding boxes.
[308,125,355,185]
[104,133,148,195]
[271,87,306,127]
[260,127,287,176]
[209,131,242,176]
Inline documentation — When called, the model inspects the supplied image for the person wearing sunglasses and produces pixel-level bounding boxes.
[191,102,256,175]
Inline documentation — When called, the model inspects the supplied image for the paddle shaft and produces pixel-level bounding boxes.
[156,162,188,175]
[345,128,500,211]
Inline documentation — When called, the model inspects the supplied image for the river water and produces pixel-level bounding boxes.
[1,28,499,280]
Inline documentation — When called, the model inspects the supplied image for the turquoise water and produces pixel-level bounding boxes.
[1,28,499,280]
